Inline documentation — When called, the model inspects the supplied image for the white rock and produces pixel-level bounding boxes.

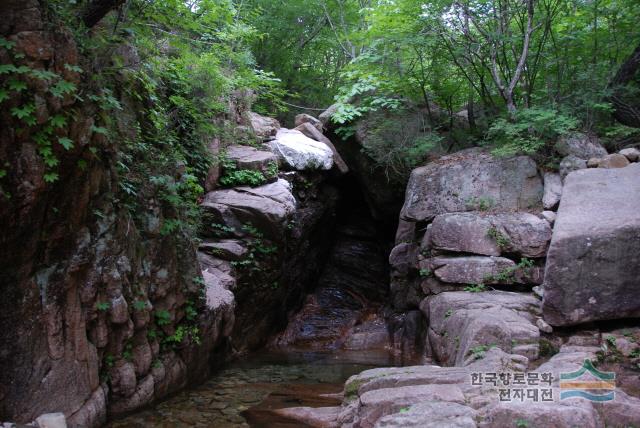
[540,210,556,225]
[269,129,333,170]
[536,318,553,333]
[35,413,67,428]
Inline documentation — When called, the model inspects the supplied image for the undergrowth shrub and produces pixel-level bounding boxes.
[486,107,579,157]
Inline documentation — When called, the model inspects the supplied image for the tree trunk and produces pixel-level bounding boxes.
[81,0,126,28]
[609,43,640,128]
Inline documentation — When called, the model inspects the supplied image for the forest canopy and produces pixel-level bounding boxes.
[8,0,640,187]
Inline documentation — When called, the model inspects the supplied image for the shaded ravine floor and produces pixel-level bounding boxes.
[107,349,402,428]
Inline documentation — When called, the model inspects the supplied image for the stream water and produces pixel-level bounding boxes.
[108,349,401,428]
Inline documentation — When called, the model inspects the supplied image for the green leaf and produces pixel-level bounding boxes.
[30,69,58,80]
[0,37,15,50]
[44,157,59,167]
[64,64,83,73]
[49,115,67,128]
[7,78,27,92]
[0,89,9,103]
[0,169,6,179]
[58,137,74,150]
[50,80,76,98]
[43,172,59,183]
[90,125,108,135]
[0,64,17,74]
[14,65,31,74]
[10,103,35,119]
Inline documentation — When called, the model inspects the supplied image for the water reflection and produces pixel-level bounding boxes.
[108,349,399,427]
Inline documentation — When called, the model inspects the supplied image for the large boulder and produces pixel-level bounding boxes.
[295,122,349,174]
[247,111,280,139]
[559,155,587,180]
[596,153,630,169]
[542,163,640,326]
[428,212,551,258]
[336,348,528,427]
[224,144,277,174]
[400,149,542,222]
[295,343,640,428]
[478,402,600,428]
[294,113,323,132]
[269,129,333,170]
[423,256,516,285]
[422,291,541,365]
[620,147,640,162]
[375,402,477,428]
[422,256,542,286]
[555,133,607,159]
[201,178,296,240]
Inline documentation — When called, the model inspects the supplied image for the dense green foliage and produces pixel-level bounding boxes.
[4,0,640,196]
[246,0,640,171]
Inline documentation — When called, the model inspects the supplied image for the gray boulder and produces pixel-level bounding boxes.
[274,406,340,428]
[400,149,542,222]
[389,243,418,277]
[269,129,333,170]
[198,240,248,261]
[201,178,296,240]
[422,291,541,365]
[294,113,323,132]
[429,212,551,258]
[540,210,556,225]
[429,213,497,256]
[620,147,640,162]
[394,219,416,244]
[559,155,587,180]
[542,163,640,326]
[424,256,527,285]
[375,402,477,428]
[555,133,607,159]
[224,145,277,175]
[347,384,466,428]
[478,402,599,428]
[543,172,563,210]
[338,348,528,427]
[247,111,280,139]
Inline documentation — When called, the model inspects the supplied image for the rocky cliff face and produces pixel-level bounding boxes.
[0,1,233,425]
[0,3,348,426]
[273,130,640,427]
